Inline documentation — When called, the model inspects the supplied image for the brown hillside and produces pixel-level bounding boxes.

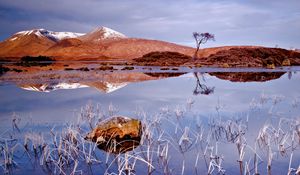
[43,38,196,60]
[0,33,55,59]
[197,47,300,67]
[133,51,192,66]
[132,47,300,67]
[100,38,195,59]
[54,38,82,47]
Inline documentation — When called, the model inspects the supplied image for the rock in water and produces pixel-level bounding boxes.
[85,116,142,153]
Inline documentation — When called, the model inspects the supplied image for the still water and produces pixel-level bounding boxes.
[0,66,299,174]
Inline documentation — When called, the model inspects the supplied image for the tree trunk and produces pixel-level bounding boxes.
[193,45,200,61]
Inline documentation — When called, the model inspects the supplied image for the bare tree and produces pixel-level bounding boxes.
[193,32,215,59]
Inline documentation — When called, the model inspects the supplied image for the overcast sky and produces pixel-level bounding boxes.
[0,0,299,48]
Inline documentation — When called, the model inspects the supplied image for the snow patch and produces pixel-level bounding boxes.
[104,82,128,93]
[92,26,126,39]
[10,37,18,41]
[21,83,88,92]
[14,29,85,41]
[102,27,126,39]
[12,27,125,42]
[21,82,127,93]
[53,32,84,40]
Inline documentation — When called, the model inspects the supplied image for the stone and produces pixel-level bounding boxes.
[282,59,291,66]
[267,63,275,69]
[85,116,142,153]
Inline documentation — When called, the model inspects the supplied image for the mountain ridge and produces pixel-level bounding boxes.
[0,26,196,60]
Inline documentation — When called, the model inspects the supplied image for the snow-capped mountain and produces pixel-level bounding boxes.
[0,26,194,59]
[11,29,84,42]
[21,83,89,92]
[5,26,126,45]
[20,82,128,93]
[79,26,127,42]
[95,27,126,39]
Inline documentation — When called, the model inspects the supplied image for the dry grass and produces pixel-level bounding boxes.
[198,47,300,67]
[0,94,299,174]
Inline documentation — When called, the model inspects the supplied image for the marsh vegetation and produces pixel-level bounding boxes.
[1,93,299,175]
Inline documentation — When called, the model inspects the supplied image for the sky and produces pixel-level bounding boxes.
[0,0,299,49]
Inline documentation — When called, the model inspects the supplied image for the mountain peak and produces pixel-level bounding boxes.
[91,26,108,31]
[15,28,45,35]
[92,26,125,36]
[12,29,84,42]
[79,26,126,42]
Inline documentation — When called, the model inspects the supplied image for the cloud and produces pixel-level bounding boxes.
[0,0,299,48]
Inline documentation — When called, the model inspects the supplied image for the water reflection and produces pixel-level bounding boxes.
[18,82,127,93]
[1,70,290,95]
[144,72,185,78]
[193,72,215,95]
[209,72,286,82]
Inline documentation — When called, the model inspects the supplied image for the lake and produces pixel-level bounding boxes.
[0,63,300,175]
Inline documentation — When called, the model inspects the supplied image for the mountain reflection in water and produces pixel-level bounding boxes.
[0,68,289,94]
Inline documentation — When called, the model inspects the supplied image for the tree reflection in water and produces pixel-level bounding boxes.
[193,72,215,95]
